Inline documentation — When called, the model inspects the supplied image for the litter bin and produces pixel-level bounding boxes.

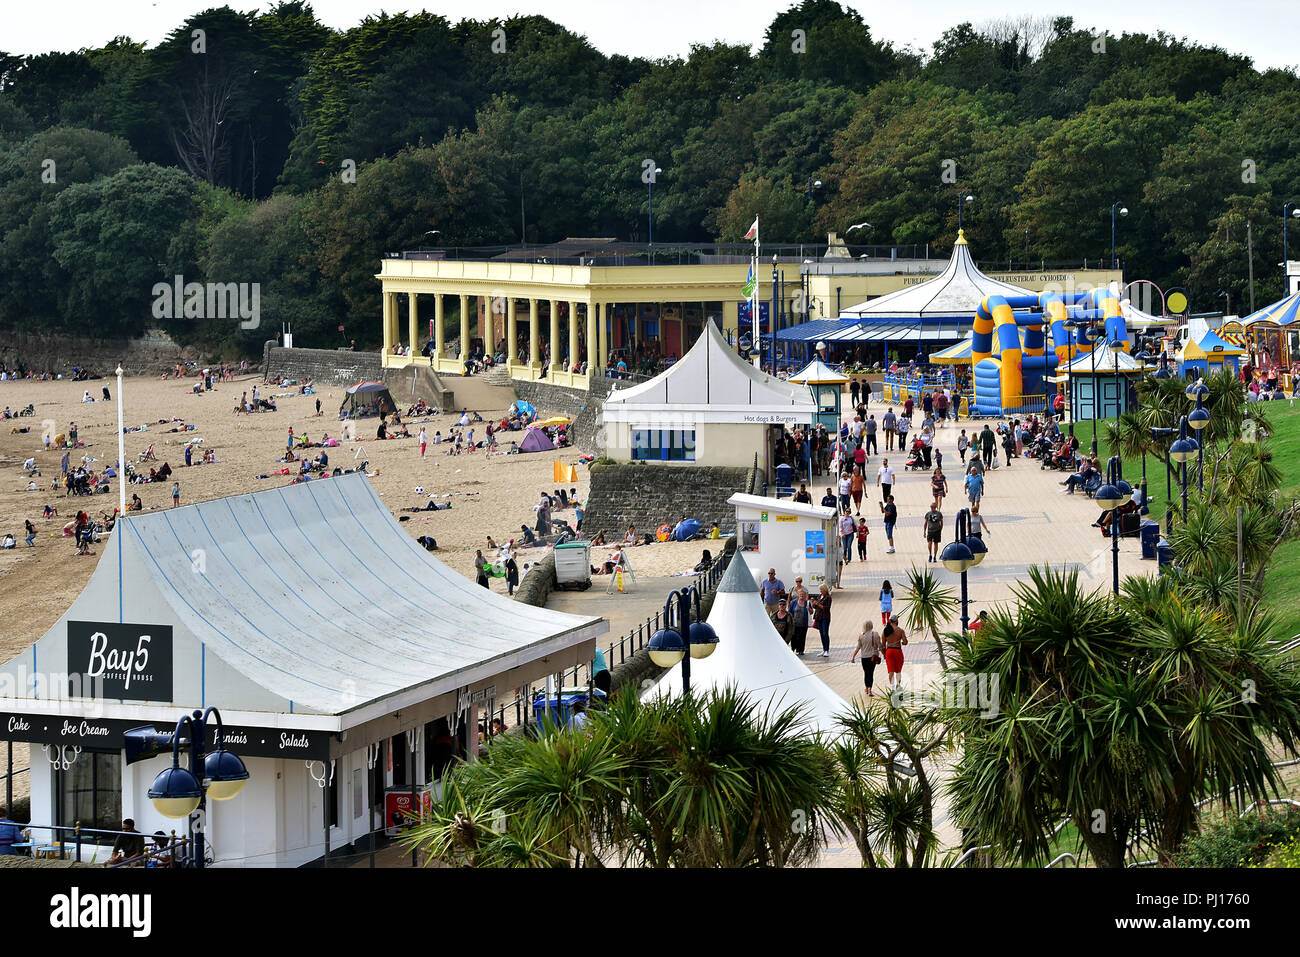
[532,686,608,728]
[775,463,794,492]
[1155,538,1173,569]
[1140,520,1161,560]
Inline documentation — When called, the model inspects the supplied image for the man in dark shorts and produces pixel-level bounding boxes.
[880,494,897,553]
[923,502,944,563]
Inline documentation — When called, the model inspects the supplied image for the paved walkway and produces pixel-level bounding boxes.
[802,416,1155,866]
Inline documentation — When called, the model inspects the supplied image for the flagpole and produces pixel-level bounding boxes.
[752,219,760,368]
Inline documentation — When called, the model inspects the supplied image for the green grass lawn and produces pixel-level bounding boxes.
[1262,404,1300,642]
[1066,405,1300,640]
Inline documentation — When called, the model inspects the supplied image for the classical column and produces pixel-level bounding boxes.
[528,297,540,367]
[507,297,518,366]
[408,292,419,355]
[382,291,393,355]
[549,299,560,370]
[434,293,445,359]
[599,303,610,370]
[458,294,469,361]
[586,301,598,376]
[568,300,579,374]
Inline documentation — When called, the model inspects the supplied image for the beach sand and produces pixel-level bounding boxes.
[0,372,716,807]
[0,372,712,665]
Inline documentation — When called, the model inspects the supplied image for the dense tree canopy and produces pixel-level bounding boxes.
[1,2,1297,355]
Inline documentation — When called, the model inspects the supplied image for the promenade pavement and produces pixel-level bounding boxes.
[804,414,1156,866]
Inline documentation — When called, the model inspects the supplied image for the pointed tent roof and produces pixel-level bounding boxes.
[1180,328,1246,360]
[786,359,850,385]
[1241,290,1300,327]
[0,473,604,722]
[1060,340,1146,375]
[838,231,1036,319]
[603,319,817,423]
[645,555,850,737]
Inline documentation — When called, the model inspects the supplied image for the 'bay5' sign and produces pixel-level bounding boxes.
[67,621,173,703]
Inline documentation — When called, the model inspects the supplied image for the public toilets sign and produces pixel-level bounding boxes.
[67,621,174,702]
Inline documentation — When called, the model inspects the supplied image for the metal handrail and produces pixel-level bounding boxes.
[1046,852,1078,868]
[950,844,994,866]
[1239,799,1300,819]
[493,551,733,730]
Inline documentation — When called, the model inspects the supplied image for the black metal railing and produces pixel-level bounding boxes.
[7,821,192,867]
[489,550,734,731]
[392,242,935,267]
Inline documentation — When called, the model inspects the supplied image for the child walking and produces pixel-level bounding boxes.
[879,579,893,626]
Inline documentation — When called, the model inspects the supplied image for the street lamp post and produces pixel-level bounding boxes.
[115,365,125,516]
[1132,349,1153,514]
[940,507,988,631]
[1168,415,1199,528]
[647,164,662,250]
[124,707,249,869]
[1065,317,1103,456]
[957,193,974,230]
[1283,204,1300,295]
[1094,456,1133,595]
[806,177,822,209]
[1111,202,1129,271]
[1186,380,1210,492]
[648,584,720,694]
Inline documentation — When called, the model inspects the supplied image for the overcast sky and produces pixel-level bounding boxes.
[7,1,1299,73]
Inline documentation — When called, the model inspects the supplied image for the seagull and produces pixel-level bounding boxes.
[847,222,872,232]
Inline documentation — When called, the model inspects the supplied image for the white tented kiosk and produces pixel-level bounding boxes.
[728,493,839,591]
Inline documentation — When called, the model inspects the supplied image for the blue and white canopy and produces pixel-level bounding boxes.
[1241,290,1300,327]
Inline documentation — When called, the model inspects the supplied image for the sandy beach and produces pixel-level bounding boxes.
[0,373,711,666]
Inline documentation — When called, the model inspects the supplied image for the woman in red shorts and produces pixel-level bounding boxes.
[882,615,908,693]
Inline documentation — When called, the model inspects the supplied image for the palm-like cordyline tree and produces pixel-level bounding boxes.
[941,565,1300,866]
[408,684,837,868]
[901,565,959,670]
[830,698,951,867]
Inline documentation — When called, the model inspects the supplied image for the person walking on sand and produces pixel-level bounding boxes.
[418,427,427,459]
[850,619,883,697]
[171,482,180,507]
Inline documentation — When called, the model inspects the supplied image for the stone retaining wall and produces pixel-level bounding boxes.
[582,463,757,539]
[0,328,199,377]
[262,343,383,385]
[511,377,617,456]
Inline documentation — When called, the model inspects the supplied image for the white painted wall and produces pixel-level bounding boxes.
[734,503,838,590]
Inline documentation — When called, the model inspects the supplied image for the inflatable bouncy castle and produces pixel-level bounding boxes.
[968,287,1130,416]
